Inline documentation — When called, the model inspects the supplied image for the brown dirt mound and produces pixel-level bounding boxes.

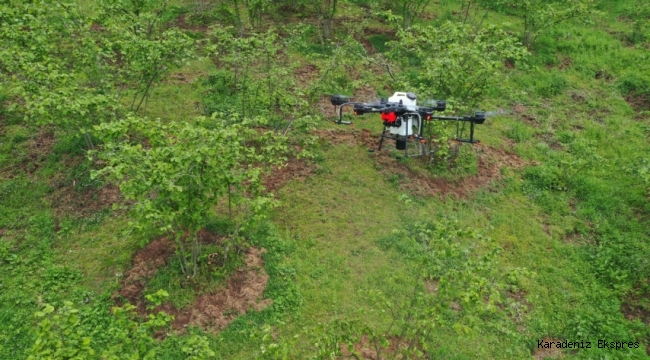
[45,153,124,218]
[316,128,527,198]
[385,145,526,198]
[184,247,271,331]
[29,131,55,158]
[116,234,271,333]
[621,299,650,324]
[118,236,173,311]
[263,158,318,192]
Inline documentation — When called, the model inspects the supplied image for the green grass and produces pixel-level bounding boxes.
[2,0,650,358]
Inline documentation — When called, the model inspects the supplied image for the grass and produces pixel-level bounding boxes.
[272,145,415,326]
[2,0,650,358]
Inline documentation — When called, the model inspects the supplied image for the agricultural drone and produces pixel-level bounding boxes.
[330,92,487,157]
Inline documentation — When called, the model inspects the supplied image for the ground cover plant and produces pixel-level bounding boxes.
[0,0,649,358]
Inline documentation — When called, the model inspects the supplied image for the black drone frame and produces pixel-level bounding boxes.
[330,95,486,156]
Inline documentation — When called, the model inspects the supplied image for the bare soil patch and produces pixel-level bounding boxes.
[318,87,379,119]
[315,128,377,149]
[373,145,526,198]
[621,281,650,327]
[339,335,403,360]
[316,128,527,198]
[185,247,271,331]
[318,96,342,119]
[424,278,439,295]
[505,291,531,328]
[521,114,538,126]
[173,13,209,33]
[538,133,563,150]
[532,337,564,360]
[14,130,56,175]
[364,27,396,38]
[294,64,320,84]
[29,130,55,158]
[49,182,123,218]
[360,36,376,54]
[625,91,650,113]
[263,158,318,193]
[0,228,12,242]
[558,56,572,70]
[354,86,378,103]
[165,71,205,85]
[116,233,271,333]
[513,104,540,126]
[118,236,173,312]
[513,104,527,114]
[595,69,613,81]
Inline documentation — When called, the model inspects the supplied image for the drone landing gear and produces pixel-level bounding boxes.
[454,121,480,144]
[377,127,426,158]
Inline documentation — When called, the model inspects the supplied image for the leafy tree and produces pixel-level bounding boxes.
[381,0,431,29]
[389,22,527,109]
[91,114,288,276]
[95,0,195,113]
[205,27,308,127]
[309,0,338,39]
[450,0,493,31]
[0,0,117,147]
[500,0,596,48]
[388,22,527,163]
[0,0,194,147]
[246,0,272,28]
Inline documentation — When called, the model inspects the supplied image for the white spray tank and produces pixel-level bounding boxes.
[387,92,420,137]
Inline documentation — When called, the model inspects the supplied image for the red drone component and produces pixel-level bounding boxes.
[381,112,397,123]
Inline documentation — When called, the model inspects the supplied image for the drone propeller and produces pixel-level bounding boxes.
[482,109,510,118]
[421,99,447,112]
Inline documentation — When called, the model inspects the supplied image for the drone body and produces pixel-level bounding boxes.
[383,92,419,139]
[330,92,486,157]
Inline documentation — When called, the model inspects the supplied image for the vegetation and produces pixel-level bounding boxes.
[0,0,648,359]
